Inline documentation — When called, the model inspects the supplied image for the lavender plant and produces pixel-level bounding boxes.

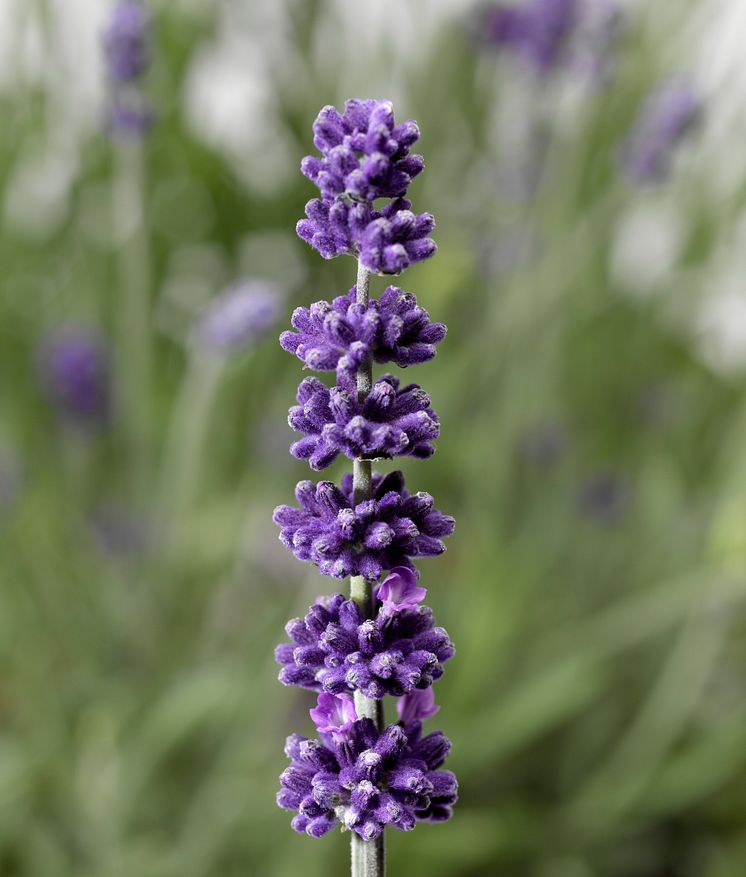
[274,100,457,875]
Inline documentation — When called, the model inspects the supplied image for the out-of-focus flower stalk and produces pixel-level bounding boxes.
[112,140,153,501]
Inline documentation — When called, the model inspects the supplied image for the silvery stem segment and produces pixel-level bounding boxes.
[349,258,386,877]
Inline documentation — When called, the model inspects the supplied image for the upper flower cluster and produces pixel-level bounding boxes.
[301,100,424,202]
[296,99,436,276]
[278,692,457,840]
[280,286,446,381]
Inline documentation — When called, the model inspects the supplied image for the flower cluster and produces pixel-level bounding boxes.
[297,196,436,276]
[102,1,155,140]
[277,692,457,840]
[296,100,437,276]
[301,99,424,202]
[273,471,454,581]
[276,100,456,846]
[288,374,439,470]
[276,569,455,699]
[280,286,447,380]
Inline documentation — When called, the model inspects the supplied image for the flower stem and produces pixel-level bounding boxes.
[349,259,385,877]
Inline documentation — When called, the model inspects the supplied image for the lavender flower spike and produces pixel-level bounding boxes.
[103,1,152,83]
[619,80,702,185]
[195,280,282,356]
[278,101,455,870]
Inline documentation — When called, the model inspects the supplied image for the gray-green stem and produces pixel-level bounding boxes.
[349,259,385,877]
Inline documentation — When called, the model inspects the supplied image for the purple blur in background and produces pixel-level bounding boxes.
[37,326,111,432]
[195,280,282,357]
[619,80,702,184]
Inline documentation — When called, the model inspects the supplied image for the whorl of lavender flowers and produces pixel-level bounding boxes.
[280,286,446,381]
[195,280,282,356]
[288,374,440,471]
[483,0,579,73]
[619,81,701,185]
[273,470,455,582]
[301,100,424,202]
[275,585,454,699]
[297,197,436,276]
[103,1,152,83]
[37,327,111,431]
[278,696,457,839]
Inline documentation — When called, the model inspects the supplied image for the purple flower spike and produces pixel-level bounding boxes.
[288,374,440,471]
[280,286,446,381]
[484,0,579,74]
[277,717,457,839]
[375,567,427,616]
[37,326,111,431]
[103,1,152,83]
[301,99,424,203]
[310,693,358,742]
[273,470,455,581]
[276,593,454,699]
[397,688,440,726]
[619,80,701,185]
[195,280,282,356]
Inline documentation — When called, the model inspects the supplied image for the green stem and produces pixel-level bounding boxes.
[349,258,385,877]
[113,141,152,501]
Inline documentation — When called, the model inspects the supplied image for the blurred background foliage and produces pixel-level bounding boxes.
[2,0,746,875]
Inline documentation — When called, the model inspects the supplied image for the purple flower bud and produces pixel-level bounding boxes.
[309,692,358,742]
[107,102,155,140]
[619,80,701,185]
[102,1,152,83]
[37,326,111,431]
[375,567,427,616]
[194,280,282,356]
[397,687,440,726]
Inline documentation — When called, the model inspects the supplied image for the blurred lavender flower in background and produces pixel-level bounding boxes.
[482,0,580,74]
[619,80,702,185]
[577,471,629,523]
[194,280,282,357]
[103,1,151,83]
[37,327,111,432]
[102,1,155,140]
